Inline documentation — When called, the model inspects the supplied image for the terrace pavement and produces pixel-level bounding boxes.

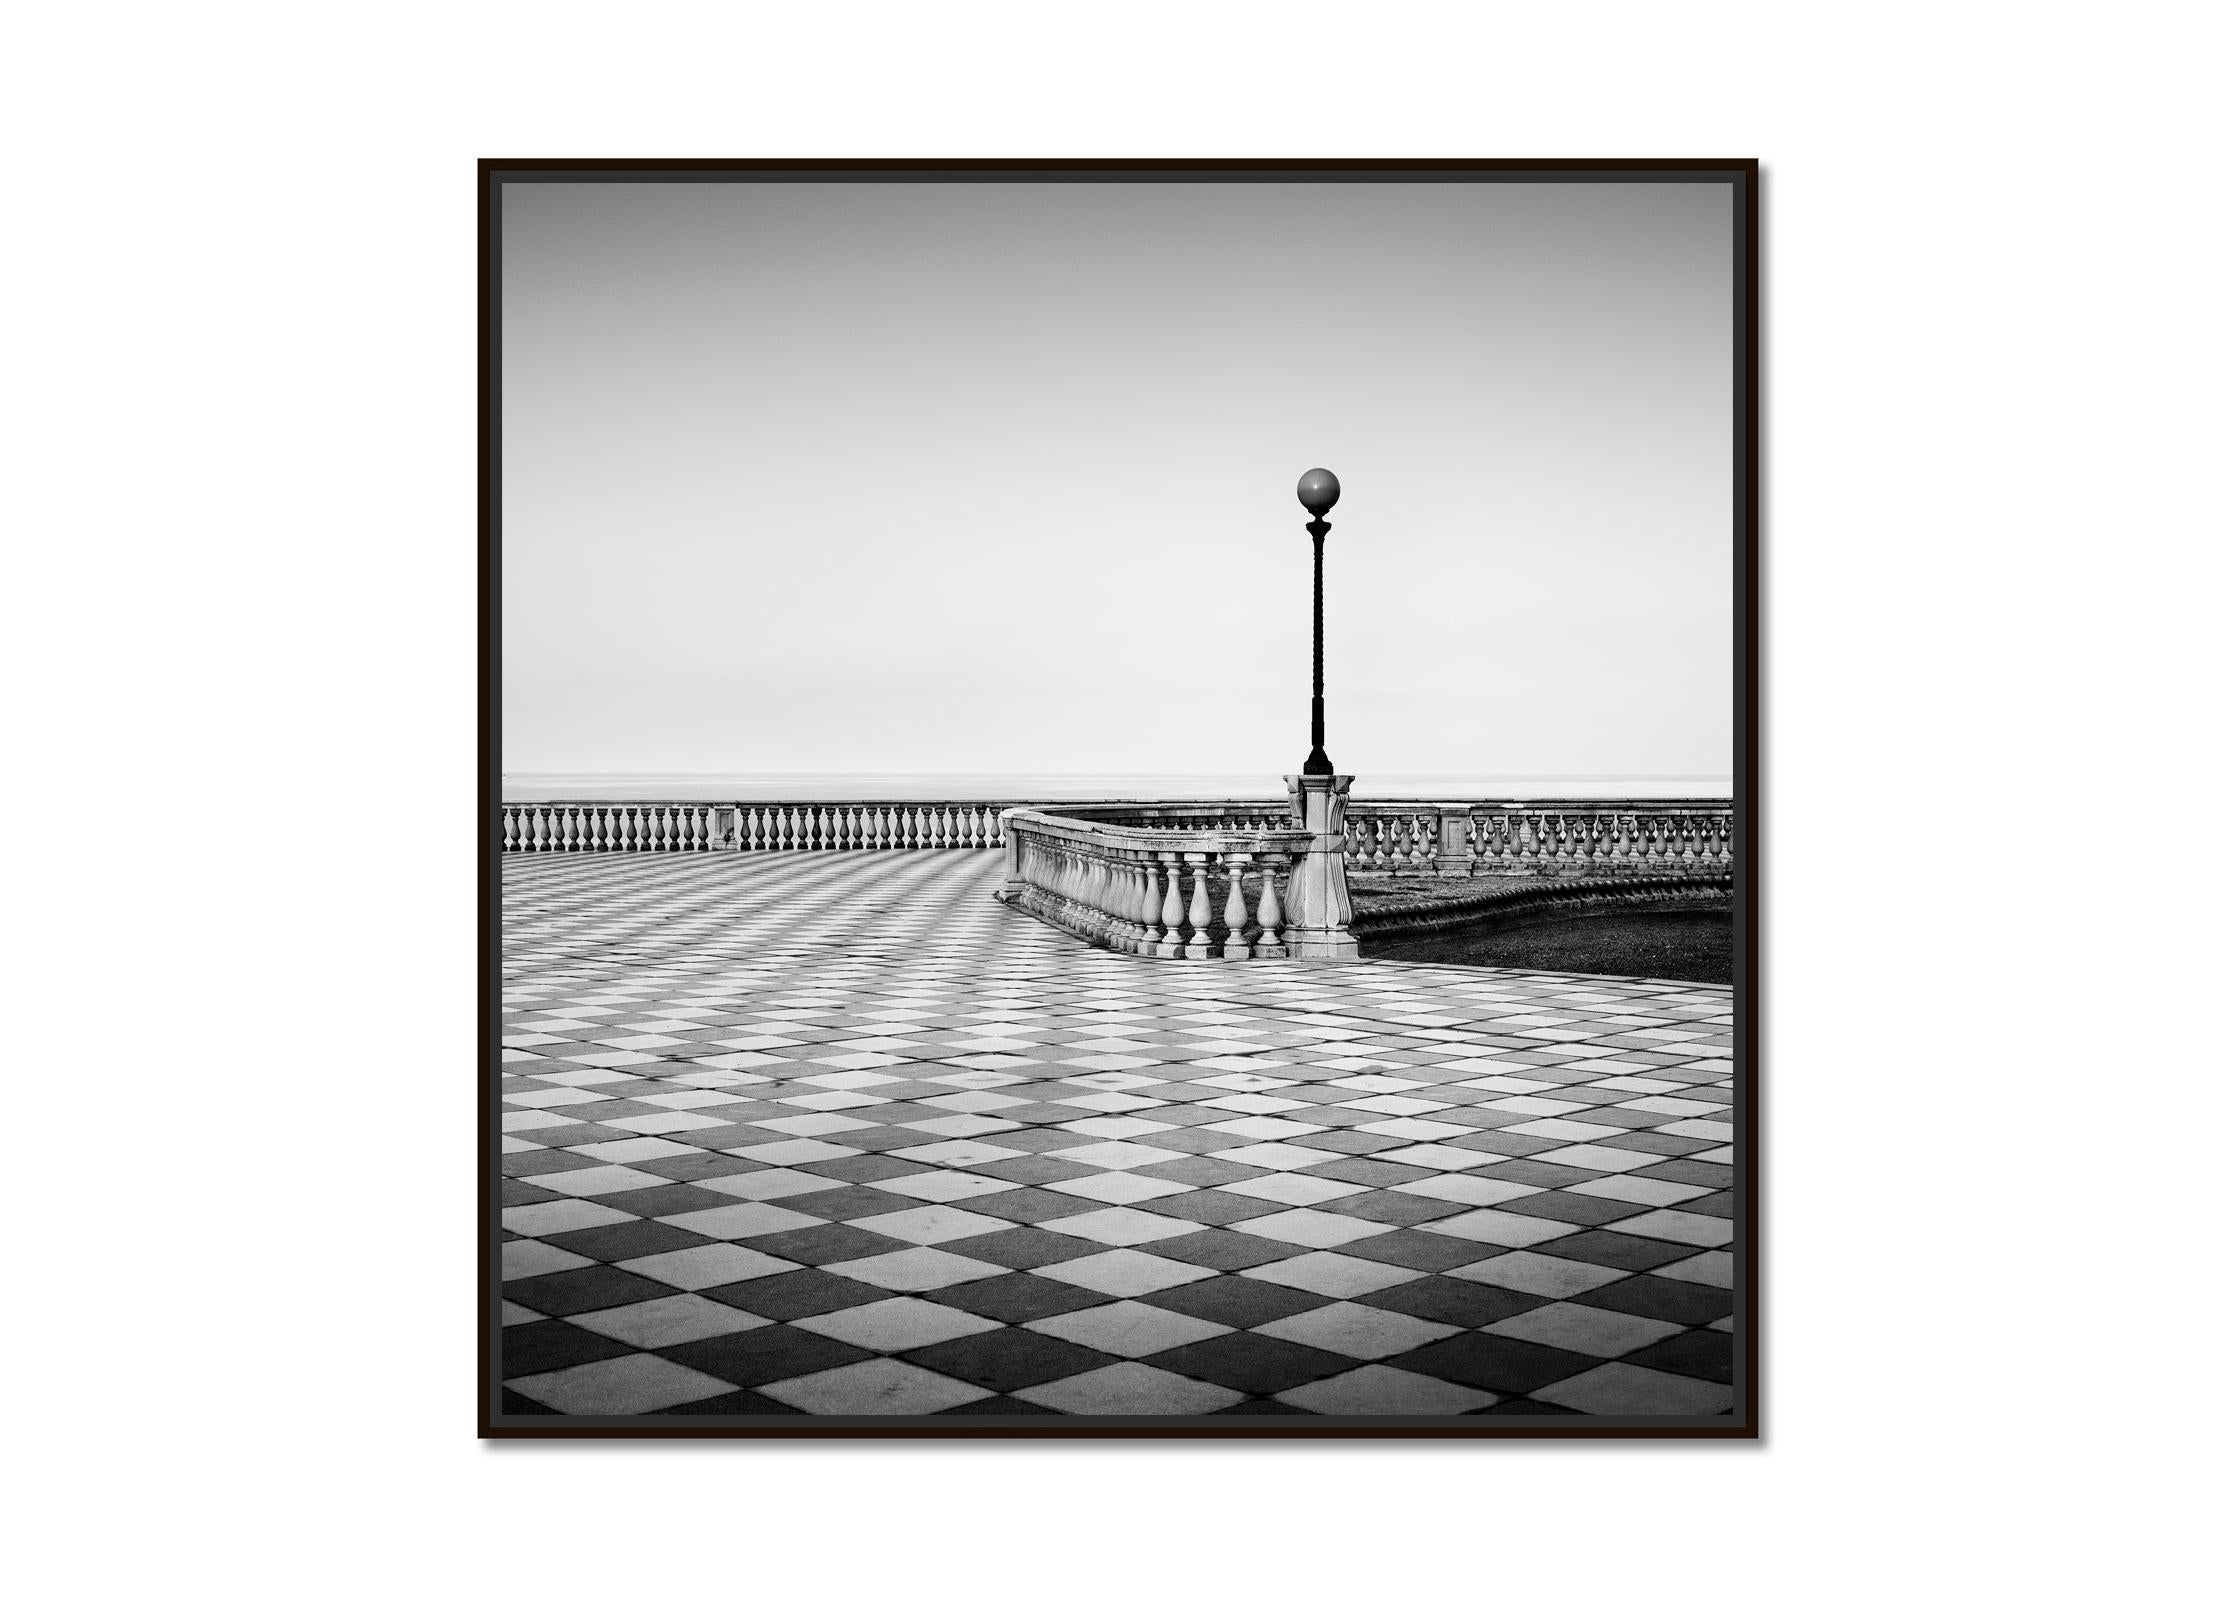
[496,848,1738,1421]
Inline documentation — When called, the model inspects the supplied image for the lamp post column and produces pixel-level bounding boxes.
[1299,468,1338,777]
[1286,467,1357,960]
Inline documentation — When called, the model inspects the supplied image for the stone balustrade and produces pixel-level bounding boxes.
[499,798,1737,890]
[996,808,1314,961]
[1340,801,1734,877]
[498,800,1018,854]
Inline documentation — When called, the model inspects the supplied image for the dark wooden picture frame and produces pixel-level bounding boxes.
[480,158,1759,1438]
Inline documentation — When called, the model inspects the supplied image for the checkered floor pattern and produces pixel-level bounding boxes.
[497,849,1737,1420]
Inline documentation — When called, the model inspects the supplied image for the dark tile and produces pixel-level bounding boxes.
[1568,1272,1720,1317]
[631,1150,768,1183]
[979,1128,1105,1152]
[541,1219,714,1263]
[1590,1130,1722,1158]
[1630,1159,1734,1189]
[702,1268,891,1322]
[512,1123,633,1150]
[942,1395,1061,1415]
[1486,1397,1580,1415]
[910,1329,1117,1391]
[1389,1332,1599,1395]
[799,1153,940,1184]
[1359,1276,1547,1329]
[501,1319,636,1379]
[1314,1190,1466,1227]
[1143,1276,1334,1330]
[1131,1190,1288,1226]
[500,1148,603,1178]
[1626,1330,1732,1384]
[925,1273,1113,1324]
[660,1388,805,1414]
[1136,1230,1307,1272]
[950,1187,1106,1224]
[824,1127,955,1153]
[500,1178,562,1206]
[1133,1114,1255,1141]
[752,1224,917,1266]
[1676,1190,1735,1219]
[1333,1230,1502,1273]
[652,1125,767,1150]
[502,1265,675,1319]
[1131,1156,1270,1187]
[500,1389,561,1414]
[591,1182,743,1220]
[941,1227,1108,1270]
[1302,1158,1442,1189]
[768,1186,927,1223]
[661,1324,870,1387]
[968,1156,1106,1186]
[1566,1108,1670,1130]
[1218,1398,1309,1414]
[1444,1130,1566,1157]
[1535,1229,1699,1273]
[1146,1332,1356,1396]
[1478,1159,1606,1190]
[1498,1191,1648,1226]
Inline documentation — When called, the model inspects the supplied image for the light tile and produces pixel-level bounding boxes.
[570,1293,771,1348]
[762,1358,992,1415]
[793,1297,1003,1352]
[1026,1303,1228,1358]
[1014,1362,1241,1416]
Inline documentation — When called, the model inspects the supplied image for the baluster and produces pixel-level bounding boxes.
[1159,855,1186,955]
[1135,857,1163,955]
[1255,859,1285,955]
[1184,853,1214,958]
[1221,857,1251,961]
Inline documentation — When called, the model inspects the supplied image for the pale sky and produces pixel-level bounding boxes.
[500,176,1736,778]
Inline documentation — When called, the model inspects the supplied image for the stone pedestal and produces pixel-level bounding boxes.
[1435,805,1475,876]
[1283,773,1359,961]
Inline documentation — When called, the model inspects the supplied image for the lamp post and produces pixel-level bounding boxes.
[1283,467,1358,960]
[1297,467,1340,777]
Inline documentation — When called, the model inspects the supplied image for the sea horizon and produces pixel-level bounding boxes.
[501,772,1735,803]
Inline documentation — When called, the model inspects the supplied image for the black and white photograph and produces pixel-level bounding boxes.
[485,161,1756,1434]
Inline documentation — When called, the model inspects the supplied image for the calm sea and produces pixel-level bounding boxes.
[501,773,1732,802]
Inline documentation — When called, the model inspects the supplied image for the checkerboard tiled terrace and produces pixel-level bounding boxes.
[497,848,1738,1422]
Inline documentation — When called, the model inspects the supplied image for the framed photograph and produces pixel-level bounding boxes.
[482,159,1757,1437]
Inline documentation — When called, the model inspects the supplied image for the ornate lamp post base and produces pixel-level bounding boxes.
[1283,772,1359,961]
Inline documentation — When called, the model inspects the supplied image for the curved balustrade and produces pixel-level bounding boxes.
[998,808,1311,961]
